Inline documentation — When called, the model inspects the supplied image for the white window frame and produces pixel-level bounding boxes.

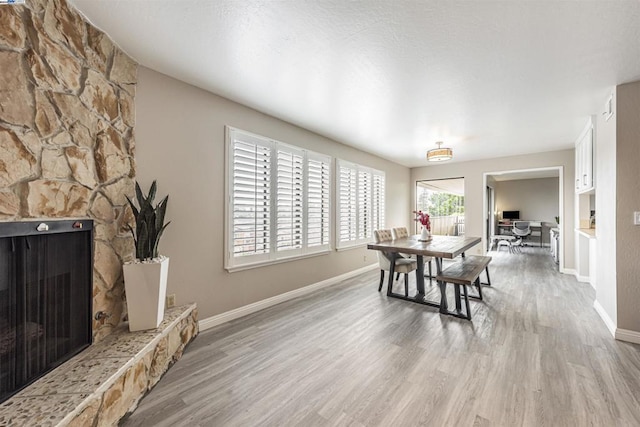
[225,127,332,271]
[336,159,385,250]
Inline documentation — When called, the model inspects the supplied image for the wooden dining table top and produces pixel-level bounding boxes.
[367,235,482,259]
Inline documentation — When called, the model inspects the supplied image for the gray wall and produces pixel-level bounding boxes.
[135,67,410,321]
[616,80,640,332]
[495,177,559,223]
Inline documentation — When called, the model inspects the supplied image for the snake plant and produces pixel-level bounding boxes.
[126,181,170,260]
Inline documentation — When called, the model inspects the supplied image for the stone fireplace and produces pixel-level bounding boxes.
[0,3,199,423]
[0,0,137,341]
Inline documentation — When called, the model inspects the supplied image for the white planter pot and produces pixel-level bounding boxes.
[123,257,169,331]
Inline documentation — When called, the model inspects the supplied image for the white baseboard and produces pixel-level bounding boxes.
[615,328,640,345]
[198,264,378,332]
[593,300,616,337]
[562,268,590,283]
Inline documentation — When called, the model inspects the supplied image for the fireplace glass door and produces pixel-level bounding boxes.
[0,221,92,402]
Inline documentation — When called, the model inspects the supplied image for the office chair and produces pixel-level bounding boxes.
[512,221,531,246]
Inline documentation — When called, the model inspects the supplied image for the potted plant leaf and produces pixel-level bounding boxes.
[123,180,171,331]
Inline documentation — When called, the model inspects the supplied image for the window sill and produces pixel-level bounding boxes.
[226,249,331,273]
[336,242,370,252]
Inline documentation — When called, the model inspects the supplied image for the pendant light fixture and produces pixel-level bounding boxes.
[426,141,453,162]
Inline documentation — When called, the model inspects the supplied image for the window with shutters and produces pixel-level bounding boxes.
[226,127,331,271]
[336,160,385,249]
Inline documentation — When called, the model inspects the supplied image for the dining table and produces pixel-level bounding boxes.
[367,235,482,314]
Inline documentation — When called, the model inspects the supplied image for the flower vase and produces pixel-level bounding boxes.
[420,226,431,242]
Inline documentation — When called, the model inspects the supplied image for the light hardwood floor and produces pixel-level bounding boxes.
[122,248,640,426]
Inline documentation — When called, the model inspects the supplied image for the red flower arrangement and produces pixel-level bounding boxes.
[414,210,431,231]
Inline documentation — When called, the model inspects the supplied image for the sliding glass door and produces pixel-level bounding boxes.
[415,178,465,236]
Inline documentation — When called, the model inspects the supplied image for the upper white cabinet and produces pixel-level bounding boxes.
[575,118,595,194]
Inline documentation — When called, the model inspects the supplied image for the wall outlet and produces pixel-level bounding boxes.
[363,255,367,262]
[634,212,640,226]
[166,294,176,308]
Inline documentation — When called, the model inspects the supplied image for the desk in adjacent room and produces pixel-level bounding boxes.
[497,221,543,247]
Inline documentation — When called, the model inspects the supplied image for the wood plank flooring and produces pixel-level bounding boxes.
[122,248,640,426]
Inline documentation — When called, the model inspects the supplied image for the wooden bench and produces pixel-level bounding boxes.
[436,255,492,320]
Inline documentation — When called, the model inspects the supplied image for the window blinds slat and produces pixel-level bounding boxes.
[231,137,271,258]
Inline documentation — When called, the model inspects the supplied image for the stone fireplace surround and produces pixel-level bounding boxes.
[0,1,198,424]
[1,0,136,341]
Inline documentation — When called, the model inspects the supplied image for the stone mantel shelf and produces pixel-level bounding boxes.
[0,304,199,427]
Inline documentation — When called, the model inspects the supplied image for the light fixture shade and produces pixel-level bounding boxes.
[426,142,453,162]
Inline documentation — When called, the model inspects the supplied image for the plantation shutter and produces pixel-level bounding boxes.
[358,170,372,240]
[338,163,357,245]
[307,154,331,248]
[226,127,333,270]
[276,148,304,252]
[372,173,385,231]
[231,137,271,258]
[336,160,385,249]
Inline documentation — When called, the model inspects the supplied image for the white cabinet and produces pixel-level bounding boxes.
[575,118,595,194]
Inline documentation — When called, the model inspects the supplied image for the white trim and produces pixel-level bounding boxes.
[593,300,616,337]
[199,264,378,331]
[566,267,590,283]
[591,300,640,345]
[575,274,590,283]
[615,328,640,345]
[225,249,331,273]
[335,242,370,252]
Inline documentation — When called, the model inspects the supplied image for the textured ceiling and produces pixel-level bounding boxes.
[69,1,640,167]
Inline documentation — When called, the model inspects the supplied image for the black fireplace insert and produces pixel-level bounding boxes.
[0,220,93,403]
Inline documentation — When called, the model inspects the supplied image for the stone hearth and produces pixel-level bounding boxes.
[0,304,198,427]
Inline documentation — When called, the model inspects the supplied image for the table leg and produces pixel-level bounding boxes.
[435,257,449,313]
[415,255,425,298]
[386,252,397,296]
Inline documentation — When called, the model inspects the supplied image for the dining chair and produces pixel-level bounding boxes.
[391,226,433,282]
[374,229,417,297]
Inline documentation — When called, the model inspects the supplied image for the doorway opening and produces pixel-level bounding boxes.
[415,178,465,236]
[483,167,563,270]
